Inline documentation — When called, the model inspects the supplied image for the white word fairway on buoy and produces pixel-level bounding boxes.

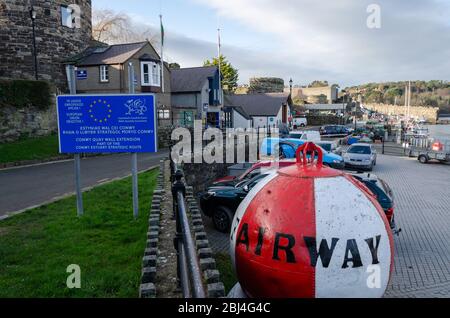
[230,142,394,298]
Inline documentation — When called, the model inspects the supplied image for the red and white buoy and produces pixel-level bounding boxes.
[230,143,394,298]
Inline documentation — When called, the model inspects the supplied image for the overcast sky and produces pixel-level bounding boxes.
[92,0,450,87]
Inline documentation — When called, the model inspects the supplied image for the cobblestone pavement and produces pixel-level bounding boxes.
[202,154,450,298]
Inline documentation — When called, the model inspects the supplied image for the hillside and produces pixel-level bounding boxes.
[345,81,450,113]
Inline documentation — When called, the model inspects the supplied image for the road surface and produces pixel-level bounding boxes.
[0,151,168,218]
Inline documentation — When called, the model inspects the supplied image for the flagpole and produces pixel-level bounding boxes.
[160,14,165,94]
[217,27,222,106]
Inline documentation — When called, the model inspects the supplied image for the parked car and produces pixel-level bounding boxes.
[316,141,342,155]
[200,173,273,232]
[288,130,321,142]
[260,138,345,169]
[212,160,295,187]
[319,125,351,136]
[343,143,377,171]
[350,172,397,231]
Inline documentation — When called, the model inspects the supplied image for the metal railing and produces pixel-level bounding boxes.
[170,159,206,298]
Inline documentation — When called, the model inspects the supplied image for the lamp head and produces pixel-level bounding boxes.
[30,7,37,20]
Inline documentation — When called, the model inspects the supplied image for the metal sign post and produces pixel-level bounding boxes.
[66,65,84,216]
[128,62,139,219]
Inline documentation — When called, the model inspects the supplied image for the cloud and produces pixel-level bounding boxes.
[122,13,333,85]
[192,0,450,86]
[95,0,450,87]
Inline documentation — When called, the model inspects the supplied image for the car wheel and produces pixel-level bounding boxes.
[368,164,374,171]
[418,155,428,164]
[213,206,233,233]
[300,124,305,127]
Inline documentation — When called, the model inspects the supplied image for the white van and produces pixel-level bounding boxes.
[288,130,321,142]
[292,117,307,128]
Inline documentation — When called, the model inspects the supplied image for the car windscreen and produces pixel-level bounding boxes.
[348,145,371,154]
[318,144,332,152]
[289,134,302,139]
[379,178,393,200]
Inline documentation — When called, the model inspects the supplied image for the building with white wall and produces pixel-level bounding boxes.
[224,93,292,129]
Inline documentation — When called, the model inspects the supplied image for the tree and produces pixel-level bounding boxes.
[204,55,238,93]
[308,80,329,88]
[169,63,181,70]
[92,9,159,45]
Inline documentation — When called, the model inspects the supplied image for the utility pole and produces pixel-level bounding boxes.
[128,62,139,219]
[408,81,412,120]
[66,65,83,216]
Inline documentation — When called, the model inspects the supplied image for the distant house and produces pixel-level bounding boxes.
[224,93,292,129]
[67,41,172,126]
[171,66,222,127]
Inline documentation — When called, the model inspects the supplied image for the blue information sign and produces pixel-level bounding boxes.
[57,94,157,153]
[76,70,87,80]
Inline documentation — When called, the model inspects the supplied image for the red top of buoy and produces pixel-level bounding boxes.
[279,142,343,179]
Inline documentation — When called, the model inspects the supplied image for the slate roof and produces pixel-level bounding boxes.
[224,105,251,120]
[74,42,148,66]
[224,93,291,117]
[171,66,218,93]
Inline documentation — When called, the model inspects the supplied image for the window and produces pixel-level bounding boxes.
[99,65,109,82]
[158,110,170,119]
[141,62,161,87]
[61,5,74,28]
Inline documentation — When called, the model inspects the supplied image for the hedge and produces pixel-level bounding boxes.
[0,80,52,110]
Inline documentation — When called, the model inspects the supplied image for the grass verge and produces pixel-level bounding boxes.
[0,134,60,164]
[215,253,237,294]
[0,168,158,298]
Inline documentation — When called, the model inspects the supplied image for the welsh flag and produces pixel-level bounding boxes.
[160,15,164,47]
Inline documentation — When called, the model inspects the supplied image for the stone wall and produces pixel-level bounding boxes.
[140,160,226,298]
[0,0,92,90]
[365,103,439,123]
[158,125,175,149]
[182,161,232,194]
[248,77,284,94]
[0,103,57,143]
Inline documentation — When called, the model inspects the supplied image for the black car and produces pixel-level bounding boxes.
[351,173,398,232]
[200,173,271,233]
[320,125,350,136]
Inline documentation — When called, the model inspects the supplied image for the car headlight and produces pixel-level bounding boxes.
[332,160,340,163]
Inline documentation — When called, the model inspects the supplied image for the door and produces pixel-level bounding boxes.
[282,104,288,123]
[207,112,220,128]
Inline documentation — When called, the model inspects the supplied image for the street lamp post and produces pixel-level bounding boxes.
[30,6,38,80]
[289,78,293,96]
[342,93,346,125]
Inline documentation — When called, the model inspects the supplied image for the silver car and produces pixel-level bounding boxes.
[343,143,377,171]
